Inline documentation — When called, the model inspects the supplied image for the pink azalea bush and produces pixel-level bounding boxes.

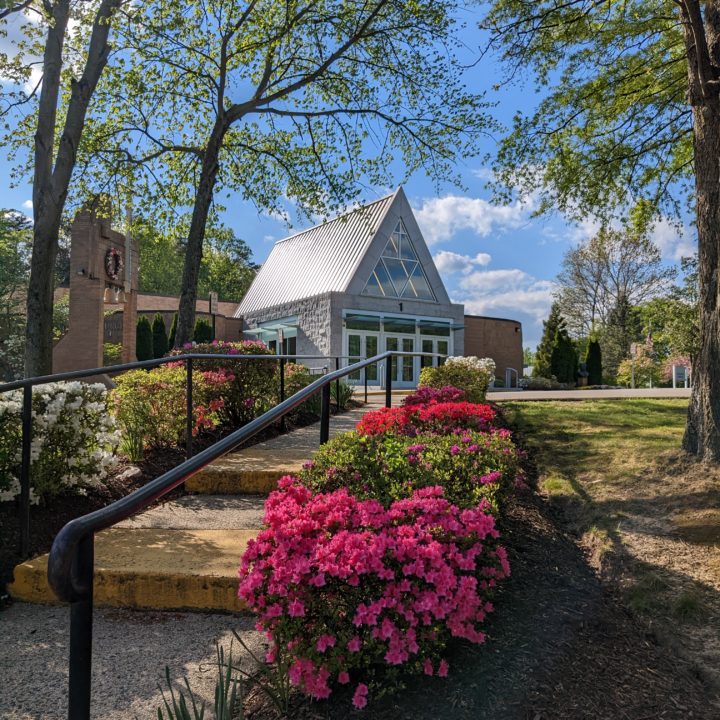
[171,340,278,424]
[239,478,509,708]
[402,385,467,407]
[300,429,520,510]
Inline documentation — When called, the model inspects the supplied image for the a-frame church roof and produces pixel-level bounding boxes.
[236,187,450,316]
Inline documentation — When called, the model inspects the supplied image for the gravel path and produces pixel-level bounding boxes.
[0,604,263,720]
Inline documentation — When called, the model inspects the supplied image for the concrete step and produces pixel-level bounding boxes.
[9,526,257,612]
[186,448,310,494]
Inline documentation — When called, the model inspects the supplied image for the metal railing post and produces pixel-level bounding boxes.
[385,355,393,408]
[334,357,340,411]
[68,533,94,720]
[320,384,331,445]
[19,384,32,557]
[279,358,286,433]
[186,357,193,460]
[364,359,368,404]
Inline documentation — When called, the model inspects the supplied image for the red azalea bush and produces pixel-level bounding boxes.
[402,385,466,407]
[356,401,497,437]
[239,478,509,708]
[300,428,520,510]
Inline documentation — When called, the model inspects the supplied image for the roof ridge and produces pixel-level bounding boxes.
[274,190,398,246]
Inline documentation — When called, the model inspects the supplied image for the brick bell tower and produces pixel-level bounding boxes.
[53,202,139,374]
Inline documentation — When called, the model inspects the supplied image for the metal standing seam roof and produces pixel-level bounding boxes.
[236,191,397,316]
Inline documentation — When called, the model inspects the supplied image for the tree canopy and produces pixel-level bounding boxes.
[482,0,691,220]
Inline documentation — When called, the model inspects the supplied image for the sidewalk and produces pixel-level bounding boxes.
[489,388,692,401]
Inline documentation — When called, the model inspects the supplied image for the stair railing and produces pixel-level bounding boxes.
[12,350,441,720]
[0,352,357,558]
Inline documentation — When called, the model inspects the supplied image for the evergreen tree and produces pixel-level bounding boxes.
[151,313,168,358]
[550,329,578,384]
[585,338,603,386]
[534,302,566,378]
[193,318,213,344]
[602,294,643,381]
[136,316,153,361]
[168,313,178,349]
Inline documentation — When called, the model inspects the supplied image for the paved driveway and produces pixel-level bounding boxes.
[488,388,692,401]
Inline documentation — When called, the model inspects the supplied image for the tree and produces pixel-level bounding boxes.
[91,0,496,347]
[134,219,255,306]
[550,328,577,385]
[534,302,565,378]
[0,1,129,376]
[151,313,168,358]
[585,339,602,387]
[135,315,153,361]
[556,225,675,338]
[482,1,720,459]
[522,347,536,368]
[0,210,31,379]
[602,295,644,382]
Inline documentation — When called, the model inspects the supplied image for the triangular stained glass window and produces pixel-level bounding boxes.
[362,220,436,301]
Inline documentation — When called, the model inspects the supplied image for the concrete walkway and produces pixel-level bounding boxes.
[488,387,692,401]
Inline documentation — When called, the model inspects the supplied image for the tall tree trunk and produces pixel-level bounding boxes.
[681,1,720,460]
[24,0,70,377]
[175,120,226,348]
[23,0,120,377]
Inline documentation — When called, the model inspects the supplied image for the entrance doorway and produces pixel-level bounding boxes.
[384,334,415,387]
[346,332,379,385]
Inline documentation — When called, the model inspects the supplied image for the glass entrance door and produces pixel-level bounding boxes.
[346,332,379,385]
[420,337,449,369]
[385,335,415,387]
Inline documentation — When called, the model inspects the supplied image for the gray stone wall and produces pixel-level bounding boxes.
[242,294,333,365]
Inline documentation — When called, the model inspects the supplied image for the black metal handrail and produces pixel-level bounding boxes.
[41,349,437,719]
[0,352,363,558]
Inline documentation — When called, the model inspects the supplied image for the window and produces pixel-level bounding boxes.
[362,220,436,301]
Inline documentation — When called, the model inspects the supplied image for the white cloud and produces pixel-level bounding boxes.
[647,217,696,261]
[262,234,275,243]
[413,193,536,245]
[22,200,32,210]
[433,250,491,275]
[453,267,557,346]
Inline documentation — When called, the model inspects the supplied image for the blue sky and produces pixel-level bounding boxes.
[0,8,695,349]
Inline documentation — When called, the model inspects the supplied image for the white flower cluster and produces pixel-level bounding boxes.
[444,356,496,377]
[0,381,120,503]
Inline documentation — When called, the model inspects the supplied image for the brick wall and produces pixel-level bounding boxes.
[463,315,523,384]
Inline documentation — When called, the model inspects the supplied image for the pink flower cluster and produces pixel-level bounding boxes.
[239,478,509,708]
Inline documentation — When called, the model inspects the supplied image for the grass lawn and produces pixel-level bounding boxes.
[501,399,720,689]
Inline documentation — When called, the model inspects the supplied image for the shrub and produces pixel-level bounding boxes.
[518,376,563,390]
[239,480,509,708]
[550,330,577,384]
[194,318,213,343]
[283,362,320,420]
[401,385,466,407]
[356,402,496,438]
[152,313,169,358]
[172,340,278,425]
[300,428,519,510]
[136,316,153,361]
[168,313,178,349]
[0,382,119,503]
[112,366,229,456]
[419,356,494,403]
[103,342,122,367]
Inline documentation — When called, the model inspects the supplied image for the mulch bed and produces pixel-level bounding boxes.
[244,485,717,719]
[0,401,360,604]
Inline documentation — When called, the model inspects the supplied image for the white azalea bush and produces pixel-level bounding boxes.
[418,356,496,403]
[0,382,120,503]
